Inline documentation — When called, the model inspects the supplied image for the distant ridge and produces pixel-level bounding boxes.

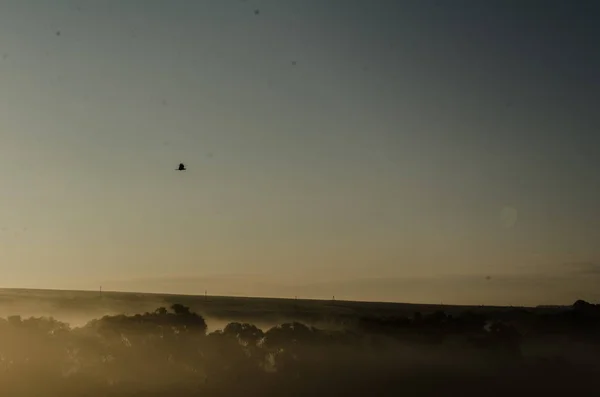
[0,287,539,309]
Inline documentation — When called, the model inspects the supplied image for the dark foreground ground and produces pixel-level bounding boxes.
[0,288,598,396]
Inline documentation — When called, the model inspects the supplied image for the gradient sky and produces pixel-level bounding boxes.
[1,0,599,306]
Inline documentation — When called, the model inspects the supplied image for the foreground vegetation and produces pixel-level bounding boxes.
[0,300,599,396]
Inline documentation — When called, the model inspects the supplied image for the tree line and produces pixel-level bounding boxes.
[0,301,599,396]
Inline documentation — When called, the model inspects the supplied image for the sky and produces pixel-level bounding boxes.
[0,0,599,306]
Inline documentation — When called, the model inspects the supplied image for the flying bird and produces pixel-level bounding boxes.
[177,163,186,171]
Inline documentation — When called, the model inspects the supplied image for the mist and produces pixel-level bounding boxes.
[1,289,599,396]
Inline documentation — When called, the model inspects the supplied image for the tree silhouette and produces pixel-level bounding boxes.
[155,306,168,315]
[223,322,264,346]
[170,303,192,315]
[0,302,598,395]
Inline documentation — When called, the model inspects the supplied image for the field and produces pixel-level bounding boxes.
[0,287,536,331]
[0,288,598,396]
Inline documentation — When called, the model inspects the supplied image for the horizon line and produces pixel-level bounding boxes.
[0,286,559,309]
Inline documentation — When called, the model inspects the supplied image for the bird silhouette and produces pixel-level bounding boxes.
[177,163,186,171]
